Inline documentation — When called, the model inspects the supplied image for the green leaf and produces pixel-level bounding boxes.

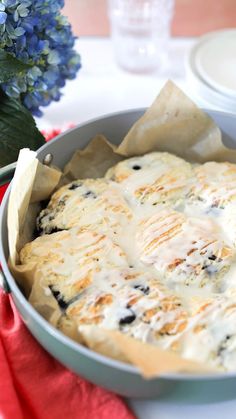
[0,50,31,83]
[0,89,45,167]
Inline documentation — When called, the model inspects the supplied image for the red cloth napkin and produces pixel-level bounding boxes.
[0,291,135,419]
[0,183,8,202]
[0,128,136,419]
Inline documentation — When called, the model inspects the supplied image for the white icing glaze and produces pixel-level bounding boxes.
[22,152,236,371]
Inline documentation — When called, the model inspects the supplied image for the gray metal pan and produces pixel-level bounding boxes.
[1,108,236,399]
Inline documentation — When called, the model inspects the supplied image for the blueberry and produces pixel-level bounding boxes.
[119,313,136,325]
[68,182,82,190]
[217,335,232,357]
[58,199,66,208]
[47,226,66,235]
[134,284,150,295]
[84,190,97,199]
[49,286,68,310]
[211,202,225,210]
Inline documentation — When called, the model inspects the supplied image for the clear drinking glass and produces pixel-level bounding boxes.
[108,0,175,73]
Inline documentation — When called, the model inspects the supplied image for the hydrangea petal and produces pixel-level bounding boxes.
[14,26,25,36]
[0,0,81,115]
[0,11,7,24]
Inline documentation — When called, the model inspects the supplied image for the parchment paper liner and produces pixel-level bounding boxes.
[7,81,236,378]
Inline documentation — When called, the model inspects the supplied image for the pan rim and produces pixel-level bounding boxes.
[1,107,236,381]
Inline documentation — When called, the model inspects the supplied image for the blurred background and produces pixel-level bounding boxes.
[37,0,236,129]
[63,0,236,36]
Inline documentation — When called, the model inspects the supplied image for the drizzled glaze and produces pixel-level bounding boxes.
[20,151,236,370]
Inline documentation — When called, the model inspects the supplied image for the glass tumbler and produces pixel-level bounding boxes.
[108,0,175,73]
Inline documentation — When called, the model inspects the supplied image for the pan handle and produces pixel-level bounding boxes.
[0,163,16,293]
[0,157,52,294]
[0,162,16,186]
[0,155,52,186]
[0,268,10,293]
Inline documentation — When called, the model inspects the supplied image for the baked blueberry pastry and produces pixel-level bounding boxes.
[20,152,236,370]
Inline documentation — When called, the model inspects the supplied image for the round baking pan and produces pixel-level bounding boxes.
[1,108,236,399]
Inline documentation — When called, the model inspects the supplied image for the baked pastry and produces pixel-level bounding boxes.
[37,178,132,237]
[137,209,234,289]
[19,151,236,370]
[105,152,193,207]
[189,162,236,209]
[181,295,236,369]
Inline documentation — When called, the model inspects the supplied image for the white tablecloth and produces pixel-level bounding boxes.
[38,37,236,419]
[36,36,206,129]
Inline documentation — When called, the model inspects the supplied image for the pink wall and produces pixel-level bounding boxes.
[63,0,236,37]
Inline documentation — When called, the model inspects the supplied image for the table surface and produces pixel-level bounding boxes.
[36,36,208,130]
[37,37,236,419]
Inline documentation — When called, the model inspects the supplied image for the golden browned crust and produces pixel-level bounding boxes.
[19,151,236,371]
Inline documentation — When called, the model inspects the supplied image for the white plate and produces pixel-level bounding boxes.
[186,30,236,113]
[195,29,236,99]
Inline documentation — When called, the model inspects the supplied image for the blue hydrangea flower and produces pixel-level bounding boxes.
[0,0,81,116]
[0,3,7,24]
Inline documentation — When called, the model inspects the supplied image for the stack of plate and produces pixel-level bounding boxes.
[186,29,236,113]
